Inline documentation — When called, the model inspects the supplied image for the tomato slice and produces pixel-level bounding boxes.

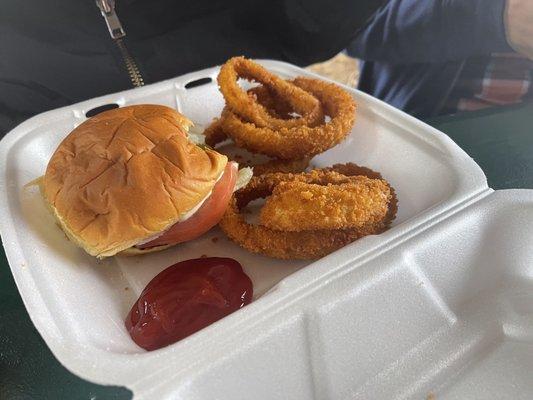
[138,162,238,248]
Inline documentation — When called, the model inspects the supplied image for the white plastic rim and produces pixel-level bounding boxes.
[3,60,525,400]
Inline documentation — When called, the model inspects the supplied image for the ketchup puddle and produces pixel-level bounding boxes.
[125,257,253,351]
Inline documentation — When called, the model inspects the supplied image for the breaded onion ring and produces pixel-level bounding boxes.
[247,86,296,120]
[203,118,227,147]
[204,105,310,176]
[205,82,325,147]
[218,57,324,129]
[220,77,356,160]
[219,164,397,260]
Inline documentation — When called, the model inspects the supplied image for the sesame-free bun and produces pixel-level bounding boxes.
[43,104,227,258]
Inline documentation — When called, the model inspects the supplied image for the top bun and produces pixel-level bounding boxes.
[43,104,227,258]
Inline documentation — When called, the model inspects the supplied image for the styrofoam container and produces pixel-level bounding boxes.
[1,60,532,399]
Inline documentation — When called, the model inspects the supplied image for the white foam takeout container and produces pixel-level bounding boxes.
[1,60,533,399]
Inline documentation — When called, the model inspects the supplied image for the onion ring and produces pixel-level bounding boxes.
[219,77,356,160]
[247,86,296,120]
[204,118,227,148]
[218,57,324,129]
[204,106,310,176]
[205,83,325,147]
[219,163,397,260]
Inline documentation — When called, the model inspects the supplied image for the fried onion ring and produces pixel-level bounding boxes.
[203,118,227,147]
[205,82,325,147]
[247,86,296,120]
[219,77,356,160]
[218,57,324,129]
[204,108,310,176]
[219,163,397,260]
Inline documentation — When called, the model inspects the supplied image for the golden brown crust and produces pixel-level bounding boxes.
[247,86,295,120]
[219,77,356,160]
[219,163,397,260]
[221,202,382,260]
[218,56,323,129]
[203,117,310,176]
[260,179,391,231]
[43,104,227,258]
[204,118,228,147]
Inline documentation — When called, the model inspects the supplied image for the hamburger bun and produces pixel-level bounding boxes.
[43,104,228,258]
[119,244,174,256]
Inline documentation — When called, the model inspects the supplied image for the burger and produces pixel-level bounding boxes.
[42,104,251,258]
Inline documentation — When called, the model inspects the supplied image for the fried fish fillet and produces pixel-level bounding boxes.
[259,178,391,232]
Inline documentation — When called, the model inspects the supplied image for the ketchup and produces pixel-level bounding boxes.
[125,257,253,351]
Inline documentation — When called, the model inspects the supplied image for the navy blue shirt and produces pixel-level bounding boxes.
[347,0,514,117]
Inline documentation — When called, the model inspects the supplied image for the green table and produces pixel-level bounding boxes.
[1,103,532,399]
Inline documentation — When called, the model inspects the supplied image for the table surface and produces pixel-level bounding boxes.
[1,102,532,399]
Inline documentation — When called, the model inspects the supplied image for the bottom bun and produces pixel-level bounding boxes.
[35,176,177,257]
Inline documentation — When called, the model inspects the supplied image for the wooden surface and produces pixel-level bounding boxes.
[306,53,359,87]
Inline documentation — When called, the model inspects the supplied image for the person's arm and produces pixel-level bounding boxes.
[235,0,387,66]
[347,0,513,64]
[505,0,533,60]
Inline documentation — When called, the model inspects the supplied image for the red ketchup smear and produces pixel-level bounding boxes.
[125,257,253,351]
